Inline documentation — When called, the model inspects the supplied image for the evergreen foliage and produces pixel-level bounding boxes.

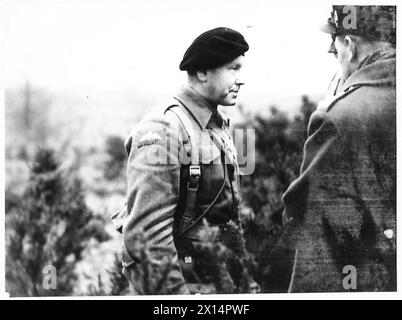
[104,135,126,181]
[6,148,110,296]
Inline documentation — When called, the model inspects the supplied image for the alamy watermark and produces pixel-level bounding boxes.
[42,265,57,290]
[332,6,357,30]
[342,265,357,290]
[138,127,256,175]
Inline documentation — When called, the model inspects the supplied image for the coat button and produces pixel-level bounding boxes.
[384,229,393,239]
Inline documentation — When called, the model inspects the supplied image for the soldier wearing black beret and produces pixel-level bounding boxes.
[113,27,258,294]
[179,27,249,72]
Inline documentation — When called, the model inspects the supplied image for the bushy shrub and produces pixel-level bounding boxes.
[191,221,258,294]
[5,148,110,296]
[109,221,258,295]
[104,135,126,181]
[237,98,316,292]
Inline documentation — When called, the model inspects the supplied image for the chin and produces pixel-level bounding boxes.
[221,100,237,106]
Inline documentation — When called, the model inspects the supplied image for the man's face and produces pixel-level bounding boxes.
[204,55,245,106]
[331,35,353,79]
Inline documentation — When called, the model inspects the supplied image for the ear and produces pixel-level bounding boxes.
[344,35,356,62]
[196,70,208,82]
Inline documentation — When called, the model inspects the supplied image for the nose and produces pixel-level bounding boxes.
[328,37,338,57]
[235,71,245,87]
[328,41,336,53]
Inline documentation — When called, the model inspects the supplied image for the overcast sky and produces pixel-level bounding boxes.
[4,1,338,87]
[12,0,397,118]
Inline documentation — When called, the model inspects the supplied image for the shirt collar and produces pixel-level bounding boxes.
[173,86,228,129]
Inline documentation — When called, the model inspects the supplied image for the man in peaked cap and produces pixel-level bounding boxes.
[278,5,396,292]
[114,27,258,294]
[321,5,396,99]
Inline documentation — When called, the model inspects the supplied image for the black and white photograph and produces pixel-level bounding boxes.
[2,0,397,298]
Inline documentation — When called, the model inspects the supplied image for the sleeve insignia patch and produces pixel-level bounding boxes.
[137,132,163,148]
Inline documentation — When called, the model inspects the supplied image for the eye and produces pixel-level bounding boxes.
[232,64,241,71]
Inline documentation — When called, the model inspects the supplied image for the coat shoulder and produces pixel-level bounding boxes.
[124,101,183,154]
[329,85,395,119]
[326,84,395,135]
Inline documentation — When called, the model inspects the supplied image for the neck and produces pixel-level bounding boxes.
[184,81,218,110]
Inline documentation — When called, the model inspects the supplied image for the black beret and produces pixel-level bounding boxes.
[320,5,396,44]
[179,27,249,72]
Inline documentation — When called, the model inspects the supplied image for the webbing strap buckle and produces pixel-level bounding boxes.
[187,165,201,191]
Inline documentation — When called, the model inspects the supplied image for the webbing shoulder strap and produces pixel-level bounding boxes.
[166,103,204,238]
[166,104,229,239]
[167,104,201,193]
[167,104,199,165]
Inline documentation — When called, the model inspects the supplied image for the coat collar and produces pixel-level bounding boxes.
[342,49,396,91]
[173,86,229,129]
[317,49,396,113]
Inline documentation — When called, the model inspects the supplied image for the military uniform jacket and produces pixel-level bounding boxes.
[121,86,241,294]
[282,49,396,292]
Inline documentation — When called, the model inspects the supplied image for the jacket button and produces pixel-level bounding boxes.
[384,229,393,239]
